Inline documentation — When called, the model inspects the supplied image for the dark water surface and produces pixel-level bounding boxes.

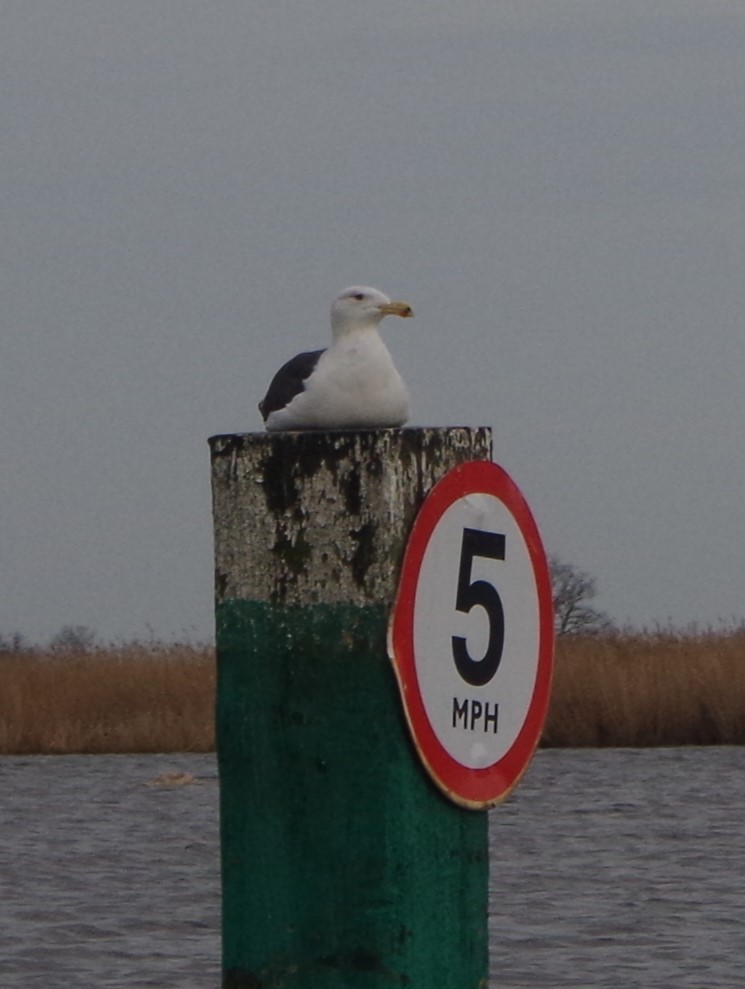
[489,747,745,988]
[2,748,744,988]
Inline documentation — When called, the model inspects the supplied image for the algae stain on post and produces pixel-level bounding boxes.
[210,427,492,989]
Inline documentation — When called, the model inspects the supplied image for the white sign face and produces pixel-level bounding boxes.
[388,461,554,809]
[413,493,539,770]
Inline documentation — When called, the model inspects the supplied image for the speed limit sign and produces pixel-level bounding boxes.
[387,461,554,809]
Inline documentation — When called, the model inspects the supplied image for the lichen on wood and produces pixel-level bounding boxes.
[209,427,492,607]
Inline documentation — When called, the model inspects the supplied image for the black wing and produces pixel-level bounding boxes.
[258,349,326,421]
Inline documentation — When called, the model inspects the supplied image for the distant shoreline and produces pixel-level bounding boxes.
[543,628,745,747]
[1,630,744,754]
[0,643,215,756]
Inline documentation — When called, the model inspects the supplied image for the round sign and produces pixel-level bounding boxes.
[387,460,554,809]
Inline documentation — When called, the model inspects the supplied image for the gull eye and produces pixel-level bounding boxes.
[352,292,365,301]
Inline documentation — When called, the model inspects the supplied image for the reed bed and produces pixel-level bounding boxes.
[0,643,215,755]
[543,627,745,747]
[1,630,744,753]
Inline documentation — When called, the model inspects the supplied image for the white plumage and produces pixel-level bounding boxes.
[259,286,413,431]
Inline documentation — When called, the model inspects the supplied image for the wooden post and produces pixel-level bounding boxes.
[209,427,492,989]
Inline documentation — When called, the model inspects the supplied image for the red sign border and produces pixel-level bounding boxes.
[388,460,555,809]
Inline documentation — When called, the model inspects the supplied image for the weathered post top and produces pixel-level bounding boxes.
[210,426,492,607]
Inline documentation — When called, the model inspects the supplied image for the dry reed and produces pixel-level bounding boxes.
[0,643,215,755]
[543,627,745,747]
[2,630,744,753]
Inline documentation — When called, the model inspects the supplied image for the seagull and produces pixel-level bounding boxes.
[259,286,413,431]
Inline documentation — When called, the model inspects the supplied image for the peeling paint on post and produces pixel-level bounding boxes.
[210,427,492,989]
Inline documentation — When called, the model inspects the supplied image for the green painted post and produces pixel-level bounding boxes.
[209,427,492,989]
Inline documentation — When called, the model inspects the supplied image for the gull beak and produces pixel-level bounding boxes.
[378,300,414,318]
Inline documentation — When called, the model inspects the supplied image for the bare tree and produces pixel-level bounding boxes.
[549,555,613,636]
[50,624,98,654]
[0,631,33,654]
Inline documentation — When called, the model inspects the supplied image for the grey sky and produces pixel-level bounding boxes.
[2,1,744,643]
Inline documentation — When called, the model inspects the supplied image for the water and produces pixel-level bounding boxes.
[1,754,221,989]
[2,748,744,988]
[489,747,745,988]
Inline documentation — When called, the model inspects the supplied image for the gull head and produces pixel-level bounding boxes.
[330,286,414,338]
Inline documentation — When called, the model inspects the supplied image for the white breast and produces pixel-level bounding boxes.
[266,332,409,430]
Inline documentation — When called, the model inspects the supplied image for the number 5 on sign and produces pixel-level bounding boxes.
[452,528,506,686]
[387,461,554,809]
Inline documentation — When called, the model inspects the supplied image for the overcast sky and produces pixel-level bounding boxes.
[2,1,744,644]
